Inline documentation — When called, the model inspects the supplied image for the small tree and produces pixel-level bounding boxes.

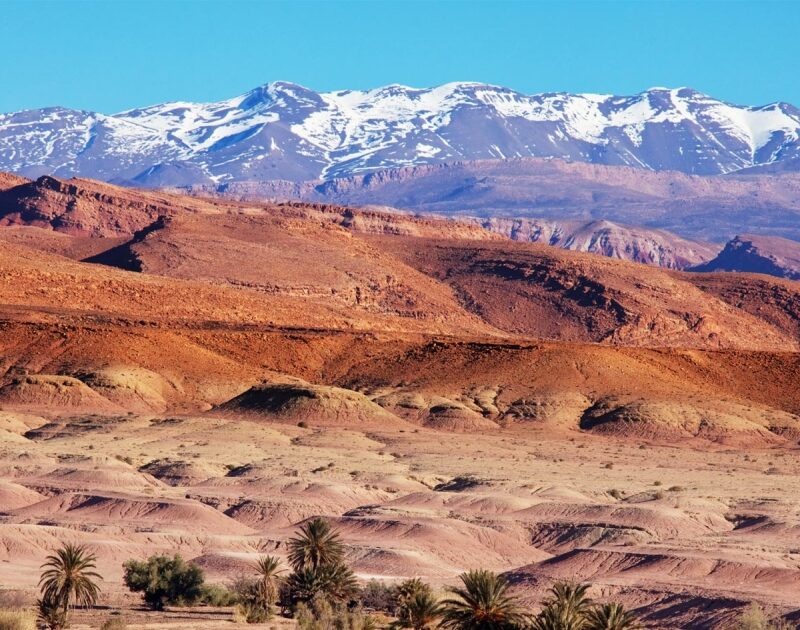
[395,578,435,626]
[122,555,205,610]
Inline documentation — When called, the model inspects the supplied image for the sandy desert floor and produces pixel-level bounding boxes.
[1,411,799,628]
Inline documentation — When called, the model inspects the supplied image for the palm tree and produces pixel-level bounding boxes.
[531,582,593,630]
[39,543,102,615]
[397,578,435,625]
[544,582,592,617]
[398,578,432,603]
[288,517,345,572]
[36,593,68,630]
[440,569,527,630]
[584,603,642,630]
[287,561,359,605]
[253,554,285,615]
[530,604,587,630]
[403,591,443,630]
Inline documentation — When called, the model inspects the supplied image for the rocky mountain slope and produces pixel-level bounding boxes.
[462,217,716,268]
[0,174,798,351]
[2,82,800,185]
[189,158,800,242]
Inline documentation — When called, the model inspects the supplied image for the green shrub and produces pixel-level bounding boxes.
[199,583,238,607]
[0,609,36,630]
[296,597,377,630]
[232,578,272,624]
[123,554,205,610]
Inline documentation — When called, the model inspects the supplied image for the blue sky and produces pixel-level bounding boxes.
[1,0,798,113]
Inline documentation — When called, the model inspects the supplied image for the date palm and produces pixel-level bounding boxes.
[440,569,527,630]
[398,577,432,602]
[544,582,592,617]
[39,543,102,613]
[36,593,68,630]
[253,554,284,611]
[404,591,443,630]
[530,604,587,630]
[531,582,593,630]
[288,517,344,572]
[584,603,641,630]
[397,578,435,625]
[287,561,359,605]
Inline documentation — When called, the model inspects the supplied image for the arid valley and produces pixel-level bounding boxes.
[0,172,798,628]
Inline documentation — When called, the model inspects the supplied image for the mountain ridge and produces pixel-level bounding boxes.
[3,82,800,185]
[178,157,800,242]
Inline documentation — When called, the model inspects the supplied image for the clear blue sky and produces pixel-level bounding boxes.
[1,0,798,114]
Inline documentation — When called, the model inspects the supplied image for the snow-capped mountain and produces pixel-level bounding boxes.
[2,82,800,185]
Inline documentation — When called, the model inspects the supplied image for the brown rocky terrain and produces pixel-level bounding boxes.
[0,174,798,628]
[470,217,717,269]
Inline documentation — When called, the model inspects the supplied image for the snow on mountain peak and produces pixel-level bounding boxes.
[1,82,800,184]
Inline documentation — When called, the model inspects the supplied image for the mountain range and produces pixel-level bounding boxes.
[3,82,800,186]
[181,158,800,243]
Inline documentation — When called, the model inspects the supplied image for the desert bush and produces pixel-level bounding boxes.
[734,603,794,630]
[360,580,397,612]
[0,609,36,630]
[231,576,273,624]
[123,554,205,610]
[0,591,29,610]
[433,476,485,492]
[100,617,127,630]
[296,597,377,630]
